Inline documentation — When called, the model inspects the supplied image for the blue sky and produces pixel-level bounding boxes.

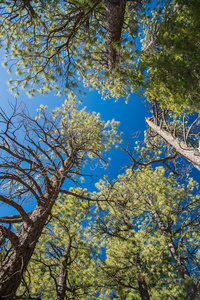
[0,48,150,174]
[0,48,151,217]
[0,47,199,218]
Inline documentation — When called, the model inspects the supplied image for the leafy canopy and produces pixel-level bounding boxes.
[94,167,200,299]
[0,0,150,100]
[141,0,200,113]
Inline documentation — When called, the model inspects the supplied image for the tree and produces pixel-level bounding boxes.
[17,192,101,300]
[1,1,200,299]
[0,98,120,299]
[123,98,200,174]
[146,100,200,171]
[13,166,200,299]
[0,0,148,99]
[94,167,200,299]
[141,0,200,113]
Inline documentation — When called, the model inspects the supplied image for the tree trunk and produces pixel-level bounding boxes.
[0,206,51,299]
[55,242,71,300]
[137,278,150,300]
[105,0,127,70]
[135,252,150,300]
[146,118,200,171]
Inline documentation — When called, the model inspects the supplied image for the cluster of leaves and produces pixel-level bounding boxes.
[94,167,200,299]
[17,192,101,299]
[20,167,200,299]
[141,0,200,113]
[1,0,199,108]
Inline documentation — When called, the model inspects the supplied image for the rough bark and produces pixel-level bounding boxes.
[146,118,200,171]
[105,0,127,70]
[0,102,108,299]
[0,207,50,299]
[136,253,150,300]
[137,278,150,300]
[0,171,68,300]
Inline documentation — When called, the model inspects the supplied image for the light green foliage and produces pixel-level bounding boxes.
[0,94,122,298]
[1,1,200,299]
[0,0,149,99]
[0,95,121,198]
[18,166,200,299]
[141,0,200,113]
[36,94,121,159]
[94,167,200,299]
[135,129,169,163]
[18,191,101,299]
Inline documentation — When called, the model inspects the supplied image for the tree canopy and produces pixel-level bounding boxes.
[0,0,149,99]
[0,99,120,299]
[18,167,200,299]
[0,0,200,299]
[94,167,200,299]
[141,0,200,113]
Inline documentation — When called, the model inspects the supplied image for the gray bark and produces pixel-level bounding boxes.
[146,118,200,171]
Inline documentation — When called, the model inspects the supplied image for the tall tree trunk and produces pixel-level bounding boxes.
[0,163,68,300]
[105,0,127,70]
[146,118,200,171]
[0,205,52,299]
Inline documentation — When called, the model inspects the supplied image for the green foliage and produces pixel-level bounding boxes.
[15,162,200,299]
[94,167,200,299]
[36,94,122,157]
[18,192,101,299]
[18,166,200,299]
[1,1,200,299]
[0,0,149,99]
[141,0,200,113]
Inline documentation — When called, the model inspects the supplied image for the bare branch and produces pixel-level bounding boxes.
[0,225,19,251]
[0,195,31,224]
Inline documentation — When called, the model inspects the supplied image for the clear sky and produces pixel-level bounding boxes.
[0,48,151,217]
[0,48,150,173]
[0,48,199,218]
